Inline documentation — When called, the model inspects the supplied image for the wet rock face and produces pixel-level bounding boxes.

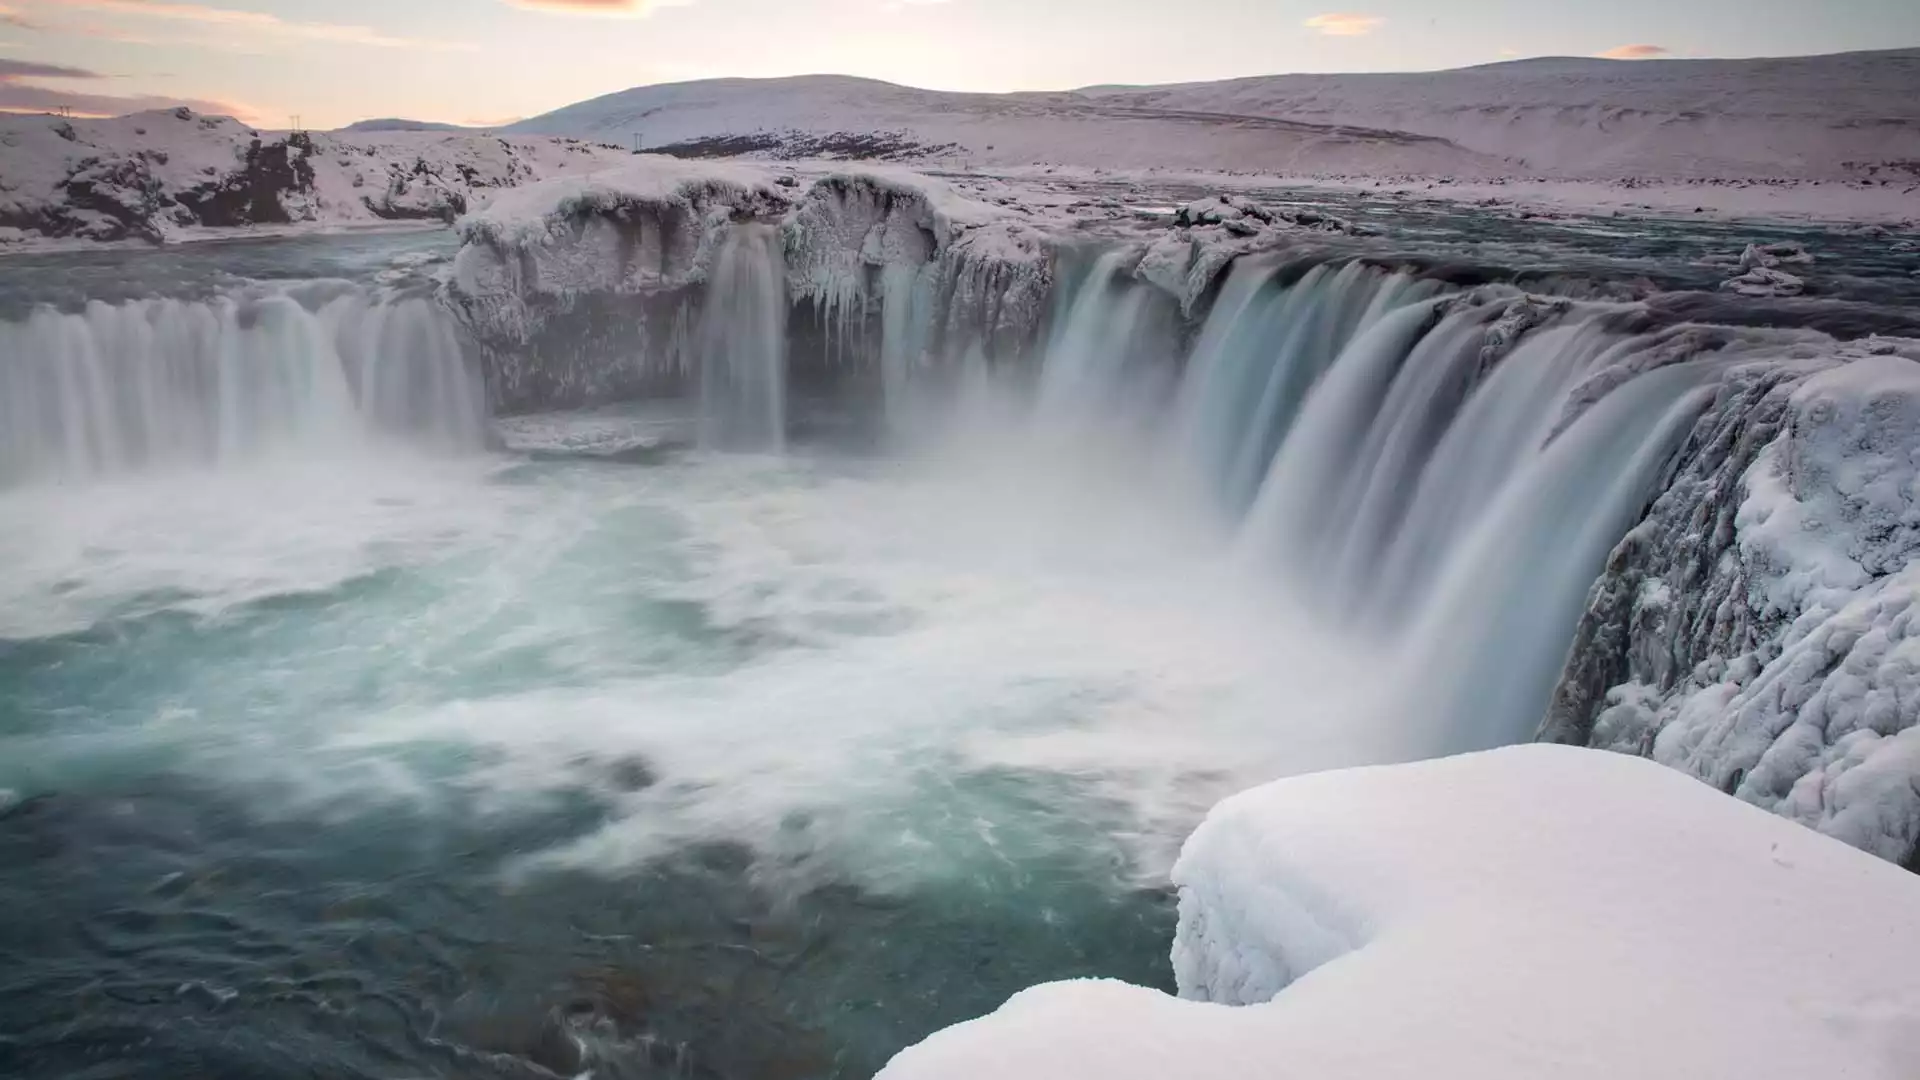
[175,133,318,227]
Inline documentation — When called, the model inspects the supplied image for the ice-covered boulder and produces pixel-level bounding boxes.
[1545,341,1920,867]
[1721,264,1806,297]
[879,745,1920,1080]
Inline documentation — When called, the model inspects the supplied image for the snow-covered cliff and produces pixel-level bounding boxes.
[445,161,792,411]
[1543,341,1920,868]
[442,163,1060,412]
[0,108,631,246]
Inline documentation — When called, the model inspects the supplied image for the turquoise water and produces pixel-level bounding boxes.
[1,422,1372,1077]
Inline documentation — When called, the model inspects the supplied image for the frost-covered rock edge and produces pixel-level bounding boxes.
[1543,338,1920,869]
[877,745,1920,1080]
[442,163,1059,411]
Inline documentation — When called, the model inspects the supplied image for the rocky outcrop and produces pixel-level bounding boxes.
[174,132,318,227]
[0,109,632,246]
[442,165,1056,412]
[1542,338,1920,867]
[445,161,792,411]
[783,170,1053,367]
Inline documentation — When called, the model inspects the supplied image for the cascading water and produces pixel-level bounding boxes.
[0,285,486,486]
[696,223,788,452]
[6,209,1893,1080]
[1024,254,1727,759]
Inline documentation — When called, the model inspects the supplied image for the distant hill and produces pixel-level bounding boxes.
[504,48,1920,181]
[338,118,474,134]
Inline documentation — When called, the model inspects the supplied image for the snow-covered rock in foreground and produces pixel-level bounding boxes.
[1547,344,1920,867]
[880,745,1920,1080]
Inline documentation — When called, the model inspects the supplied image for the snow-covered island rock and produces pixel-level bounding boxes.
[879,745,1920,1080]
[442,161,1060,412]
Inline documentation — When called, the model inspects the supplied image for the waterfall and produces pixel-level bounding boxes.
[1033,250,1178,433]
[0,287,487,487]
[1030,254,1723,757]
[696,224,788,452]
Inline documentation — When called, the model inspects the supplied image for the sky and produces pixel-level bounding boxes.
[0,0,1915,128]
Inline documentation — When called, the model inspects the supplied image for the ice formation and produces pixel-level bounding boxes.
[443,163,1055,413]
[878,745,1920,1080]
[1545,340,1920,867]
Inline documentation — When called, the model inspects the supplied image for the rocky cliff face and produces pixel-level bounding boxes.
[0,109,631,246]
[1543,340,1920,868]
[442,165,1056,413]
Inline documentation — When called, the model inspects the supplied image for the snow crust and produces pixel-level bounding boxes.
[453,158,789,297]
[879,745,1920,1080]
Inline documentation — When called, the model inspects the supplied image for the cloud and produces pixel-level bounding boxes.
[1303,12,1383,36]
[501,0,688,15]
[21,0,474,49]
[0,53,249,117]
[0,56,88,78]
[1598,44,1670,60]
[0,3,41,28]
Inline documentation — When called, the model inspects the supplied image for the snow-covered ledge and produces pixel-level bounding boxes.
[879,745,1920,1080]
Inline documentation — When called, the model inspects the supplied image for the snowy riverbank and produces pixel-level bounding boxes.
[879,745,1920,1080]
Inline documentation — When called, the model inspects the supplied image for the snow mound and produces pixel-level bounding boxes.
[880,745,1920,1080]
[1548,343,1920,866]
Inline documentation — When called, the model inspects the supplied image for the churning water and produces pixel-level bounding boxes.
[1,209,1911,1078]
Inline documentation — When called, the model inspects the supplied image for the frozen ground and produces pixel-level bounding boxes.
[879,745,1920,1080]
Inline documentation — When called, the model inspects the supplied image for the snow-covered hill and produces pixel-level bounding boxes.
[0,107,631,246]
[506,74,1499,177]
[507,49,1920,183]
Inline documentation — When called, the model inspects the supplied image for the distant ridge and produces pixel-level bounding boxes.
[501,48,1920,181]
[338,118,473,134]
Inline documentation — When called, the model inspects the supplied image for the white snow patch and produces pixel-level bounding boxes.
[880,745,1920,1080]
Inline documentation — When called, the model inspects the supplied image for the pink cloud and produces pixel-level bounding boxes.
[21,0,473,49]
[1598,44,1671,60]
[502,0,689,14]
[1303,12,1384,36]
